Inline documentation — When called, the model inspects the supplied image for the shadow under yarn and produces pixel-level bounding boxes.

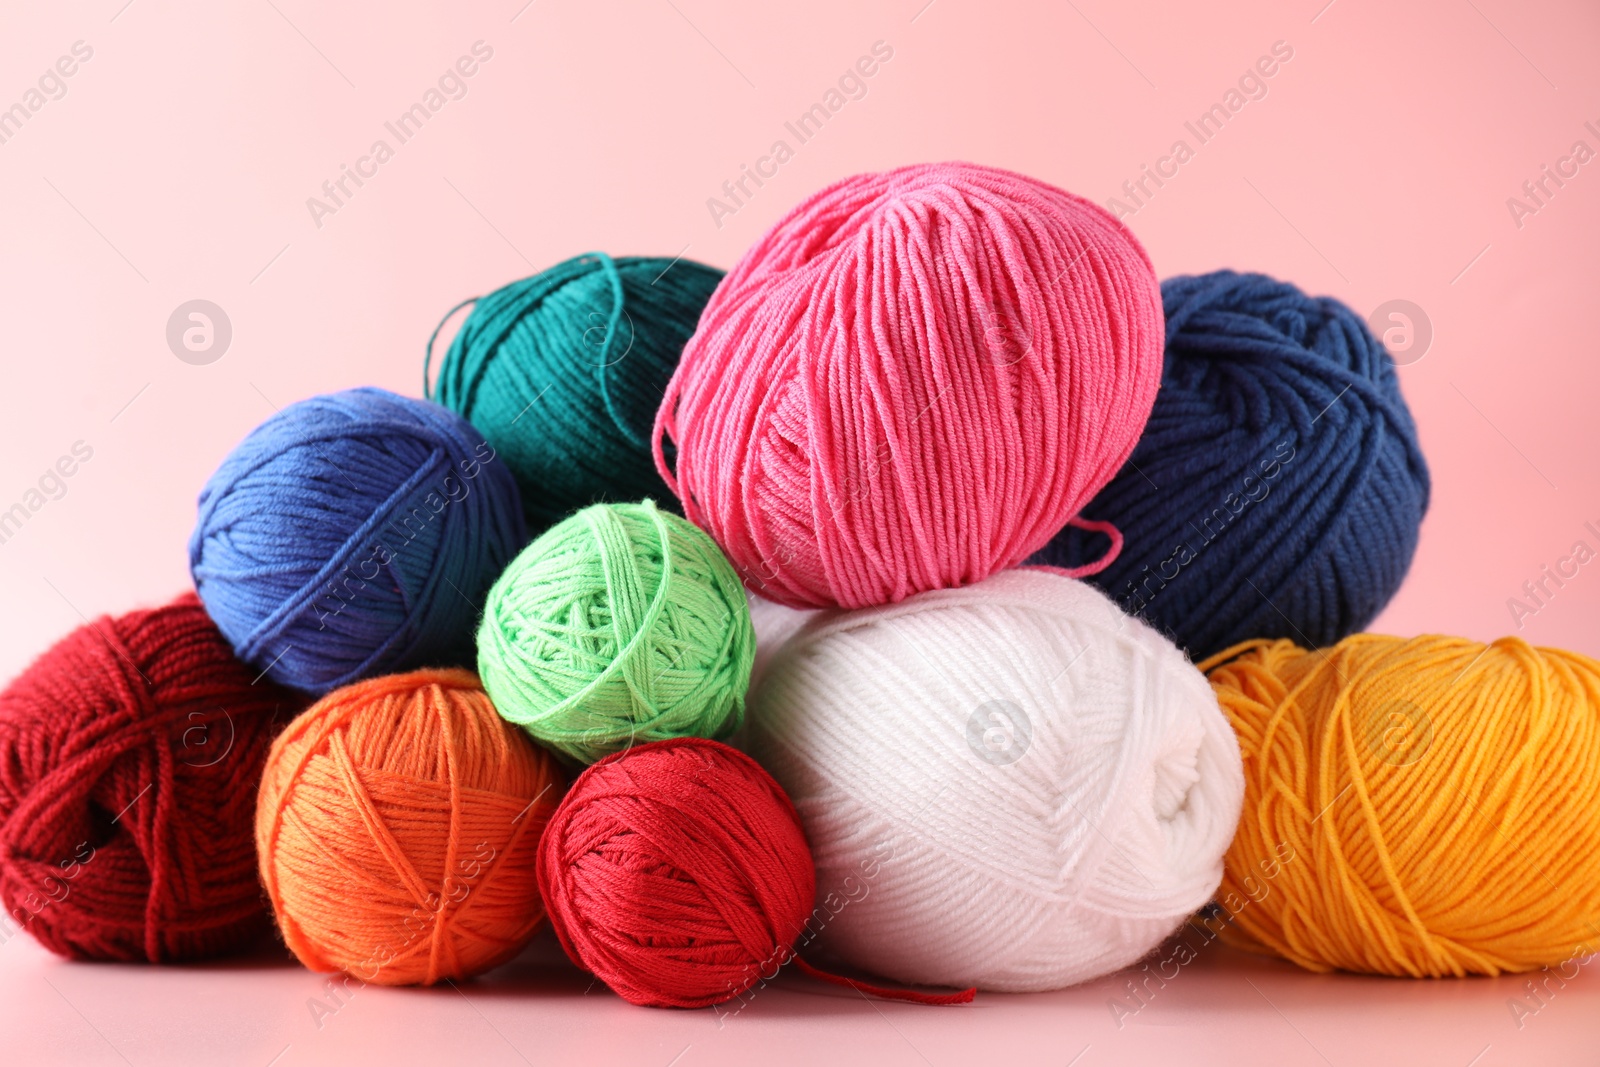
[1032,270,1431,660]
[428,252,724,533]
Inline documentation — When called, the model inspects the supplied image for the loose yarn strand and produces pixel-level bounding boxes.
[791,956,975,1005]
[424,295,481,397]
[1048,516,1124,578]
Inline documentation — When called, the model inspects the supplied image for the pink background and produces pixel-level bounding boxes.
[2,0,1598,1063]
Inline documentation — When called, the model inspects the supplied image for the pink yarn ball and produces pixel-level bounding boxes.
[653,162,1164,610]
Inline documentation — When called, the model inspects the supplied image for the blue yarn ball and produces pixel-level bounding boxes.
[189,387,527,693]
[1031,270,1430,660]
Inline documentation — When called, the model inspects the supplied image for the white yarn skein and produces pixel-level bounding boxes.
[747,568,1244,993]
[748,591,818,689]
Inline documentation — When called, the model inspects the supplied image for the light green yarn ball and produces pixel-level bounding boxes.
[476,499,754,763]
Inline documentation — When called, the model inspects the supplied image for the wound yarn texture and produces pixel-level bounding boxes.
[1205,635,1600,978]
[429,252,723,532]
[0,593,300,962]
[256,668,564,986]
[747,568,1244,992]
[536,737,814,1008]
[477,500,754,764]
[1033,270,1430,660]
[655,161,1164,610]
[190,387,527,694]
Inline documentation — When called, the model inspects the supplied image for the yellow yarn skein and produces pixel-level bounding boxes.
[1202,634,1600,978]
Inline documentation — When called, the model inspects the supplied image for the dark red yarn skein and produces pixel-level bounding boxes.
[537,738,815,1008]
[0,592,301,962]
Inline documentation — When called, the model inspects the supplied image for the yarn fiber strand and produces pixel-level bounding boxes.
[1204,635,1600,977]
[429,253,723,530]
[1033,270,1430,660]
[655,162,1164,610]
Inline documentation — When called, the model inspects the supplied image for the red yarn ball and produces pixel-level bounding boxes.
[0,593,301,961]
[537,738,815,1008]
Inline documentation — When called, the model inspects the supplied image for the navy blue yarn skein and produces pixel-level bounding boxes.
[1031,270,1430,660]
[189,387,527,694]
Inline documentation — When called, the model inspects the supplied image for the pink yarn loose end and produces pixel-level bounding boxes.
[1043,516,1124,579]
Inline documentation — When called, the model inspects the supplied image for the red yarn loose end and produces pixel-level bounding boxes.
[793,956,975,1006]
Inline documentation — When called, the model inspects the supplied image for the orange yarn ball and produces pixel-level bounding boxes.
[255,668,563,985]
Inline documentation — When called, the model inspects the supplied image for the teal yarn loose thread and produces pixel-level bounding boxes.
[427,253,724,532]
[477,500,754,764]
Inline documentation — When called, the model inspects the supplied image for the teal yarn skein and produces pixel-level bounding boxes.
[477,500,754,764]
[427,253,723,532]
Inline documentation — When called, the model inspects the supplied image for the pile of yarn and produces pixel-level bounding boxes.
[9,153,1593,1016]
